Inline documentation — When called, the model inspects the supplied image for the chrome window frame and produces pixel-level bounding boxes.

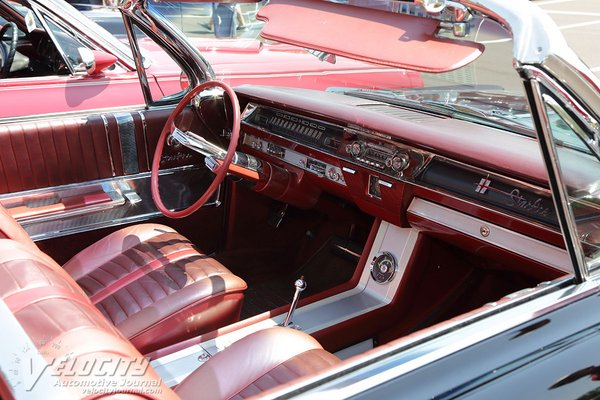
[119,0,215,108]
[523,66,600,280]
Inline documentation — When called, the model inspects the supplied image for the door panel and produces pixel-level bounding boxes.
[0,107,205,194]
[0,106,212,240]
[0,116,115,193]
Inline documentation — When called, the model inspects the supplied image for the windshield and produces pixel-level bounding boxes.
[140,0,590,149]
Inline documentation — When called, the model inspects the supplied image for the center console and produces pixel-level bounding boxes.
[150,220,419,386]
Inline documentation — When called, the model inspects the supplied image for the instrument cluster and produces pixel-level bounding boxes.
[242,103,430,183]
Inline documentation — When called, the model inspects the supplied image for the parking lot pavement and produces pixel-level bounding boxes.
[535,0,600,77]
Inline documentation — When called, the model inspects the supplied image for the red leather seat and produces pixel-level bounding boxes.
[0,238,340,399]
[176,326,341,399]
[0,239,179,399]
[0,205,247,354]
[62,223,247,353]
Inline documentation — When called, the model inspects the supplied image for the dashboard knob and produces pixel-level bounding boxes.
[391,154,409,172]
[327,168,340,181]
[349,141,365,157]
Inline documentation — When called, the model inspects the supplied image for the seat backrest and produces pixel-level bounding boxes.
[0,239,178,399]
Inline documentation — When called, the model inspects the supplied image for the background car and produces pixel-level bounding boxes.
[0,0,421,118]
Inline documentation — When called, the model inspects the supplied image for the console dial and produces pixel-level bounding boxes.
[370,252,397,283]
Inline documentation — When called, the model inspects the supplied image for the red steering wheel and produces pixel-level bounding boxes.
[151,80,240,218]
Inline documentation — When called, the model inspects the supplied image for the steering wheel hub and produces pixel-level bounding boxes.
[151,80,240,218]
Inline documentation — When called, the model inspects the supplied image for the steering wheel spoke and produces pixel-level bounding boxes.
[169,127,227,159]
[151,81,240,218]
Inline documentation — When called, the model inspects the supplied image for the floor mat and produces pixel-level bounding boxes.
[241,236,362,319]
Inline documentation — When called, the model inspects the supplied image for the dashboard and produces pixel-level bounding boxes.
[235,86,565,249]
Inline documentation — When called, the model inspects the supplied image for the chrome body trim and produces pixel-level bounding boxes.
[526,75,587,281]
[32,0,135,70]
[30,5,76,75]
[461,0,576,66]
[408,198,572,273]
[121,8,154,107]
[121,1,214,91]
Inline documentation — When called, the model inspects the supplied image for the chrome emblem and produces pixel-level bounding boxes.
[475,175,492,194]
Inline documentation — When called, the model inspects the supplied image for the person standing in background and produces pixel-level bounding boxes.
[212,3,236,38]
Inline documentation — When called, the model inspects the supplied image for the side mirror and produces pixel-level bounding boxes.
[77,47,117,76]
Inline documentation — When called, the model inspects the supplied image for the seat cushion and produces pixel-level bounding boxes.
[0,239,178,399]
[175,326,341,400]
[63,223,247,353]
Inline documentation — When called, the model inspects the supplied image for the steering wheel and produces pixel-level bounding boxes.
[0,22,17,79]
[151,80,240,218]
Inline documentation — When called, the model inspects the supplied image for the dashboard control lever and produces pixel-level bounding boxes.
[268,203,288,228]
[281,276,307,328]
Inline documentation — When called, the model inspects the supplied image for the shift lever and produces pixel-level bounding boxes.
[282,276,307,327]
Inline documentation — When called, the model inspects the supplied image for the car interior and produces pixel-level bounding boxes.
[0,0,581,399]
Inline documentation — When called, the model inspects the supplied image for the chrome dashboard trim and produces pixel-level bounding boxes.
[408,198,571,273]
[241,103,433,182]
[241,102,561,235]
[243,134,347,186]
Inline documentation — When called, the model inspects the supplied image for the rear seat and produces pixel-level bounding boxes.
[0,239,178,399]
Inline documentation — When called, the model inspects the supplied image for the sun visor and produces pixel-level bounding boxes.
[256,0,484,73]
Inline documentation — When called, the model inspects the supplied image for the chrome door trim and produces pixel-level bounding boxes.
[0,166,219,241]
[115,112,139,174]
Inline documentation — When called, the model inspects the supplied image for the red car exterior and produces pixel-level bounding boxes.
[0,1,421,118]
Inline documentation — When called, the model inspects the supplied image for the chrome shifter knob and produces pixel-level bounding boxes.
[282,276,307,327]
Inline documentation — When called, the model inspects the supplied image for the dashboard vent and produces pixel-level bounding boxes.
[358,104,443,123]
